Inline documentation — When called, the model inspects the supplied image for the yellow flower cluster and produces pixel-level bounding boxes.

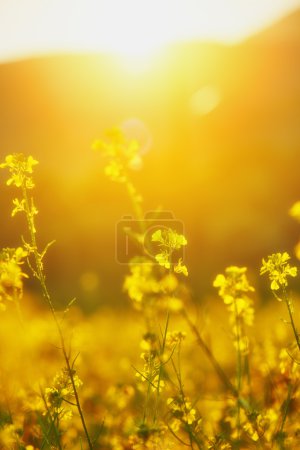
[92,127,142,183]
[260,252,297,291]
[151,228,188,275]
[0,153,38,189]
[123,258,183,312]
[165,330,186,350]
[214,266,254,354]
[44,368,83,421]
[0,247,28,310]
[136,333,165,393]
[0,154,39,236]
[167,395,200,429]
[213,266,255,305]
[123,258,160,307]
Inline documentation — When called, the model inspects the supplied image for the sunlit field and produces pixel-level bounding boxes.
[1,134,300,450]
[1,3,300,450]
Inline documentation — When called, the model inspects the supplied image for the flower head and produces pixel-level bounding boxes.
[167,395,198,426]
[0,154,38,189]
[213,266,255,352]
[151,228,188,275]
[213,266,254,305]
[0,247,28,310]
[260,252,297,291]
[44,368,82,420]
[92,127,142,182]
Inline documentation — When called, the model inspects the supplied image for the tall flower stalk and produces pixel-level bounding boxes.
[260,252,299,447]
[260,252,299,351]
[0,154,93,450]
[213,266,255,441]
[93,127,253,447]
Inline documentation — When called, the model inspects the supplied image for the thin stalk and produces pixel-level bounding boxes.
[282,287,300,352]
[153,312,170,423]
[142,360,153,424]
[233,298,242,439]
[170,354,202,449]
[182,310,238,397]
[273,287,299,449]
[233,301,242,394]
[279,382,293,436]
[274,382,293,450]
[126,180,144,223]
[22,184,93,450]
[40,389,63,450]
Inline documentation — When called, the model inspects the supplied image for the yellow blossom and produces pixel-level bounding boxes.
[123,259,160,308]
[0,424,20,448]
[213,266,254,305]
[165,330,186,349]
[174,258,188,276]
[92,127,142,183]
[44,368,83,421]
[167,395,199,427]
[260,252,297,291]
[0,153,38,189]
[0,247,28,309]
[151,228,188,274]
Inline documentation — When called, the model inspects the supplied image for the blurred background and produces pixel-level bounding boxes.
[0,0,300,310]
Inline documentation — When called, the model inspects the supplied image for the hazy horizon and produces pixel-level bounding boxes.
[0,1,300,63]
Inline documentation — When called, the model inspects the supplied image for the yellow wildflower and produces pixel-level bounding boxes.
[0,247,28,309]
[174,258,188,276]
[213,266,254,305]
[151,228,188,273]
[92,127,142,183]
[165,330,186,349]
[260,252,297,291]
[0,424,20,448]
[167,396,199,427]
[0,153,38,189]
[44,368,83,421]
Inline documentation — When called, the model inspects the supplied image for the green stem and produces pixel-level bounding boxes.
[233,298,242,440]
[153,312,170,424]
[233,300,242,393]
[279,382,293,435]
[182,310,238,397]
[22,184,93,450]
[126,180,144,223]
[170,355,202,449]
[40,389,63,450]
[287,301,300,351]
[283,290,300,352]
[274,287,299,449]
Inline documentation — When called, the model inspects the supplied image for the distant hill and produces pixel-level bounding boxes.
[248,8,300,43]
[0,10,300,308]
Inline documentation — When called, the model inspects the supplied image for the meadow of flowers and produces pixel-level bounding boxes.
[0,129,300,450]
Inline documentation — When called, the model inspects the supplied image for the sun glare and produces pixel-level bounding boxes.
[113,51,161,74]
[72,0,300,72]
[0,0,299,64]
[85,0,173,72]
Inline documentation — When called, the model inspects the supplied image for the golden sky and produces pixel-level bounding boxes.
[0,0,299,62]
